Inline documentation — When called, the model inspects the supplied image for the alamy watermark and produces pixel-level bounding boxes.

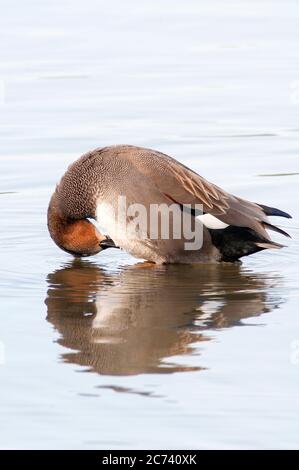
[97,196,204,250]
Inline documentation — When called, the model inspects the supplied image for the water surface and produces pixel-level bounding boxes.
[0,0,298,450]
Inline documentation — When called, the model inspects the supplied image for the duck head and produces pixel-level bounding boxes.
[47,192,117,257]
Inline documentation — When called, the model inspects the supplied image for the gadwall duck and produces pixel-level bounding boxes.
[48,145,291,263]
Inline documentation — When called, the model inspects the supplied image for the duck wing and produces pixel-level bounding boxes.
[126,146,291,242]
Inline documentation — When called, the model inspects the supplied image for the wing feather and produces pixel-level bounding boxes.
[124,146,290,241]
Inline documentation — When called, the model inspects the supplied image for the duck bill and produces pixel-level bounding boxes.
[99,236,119,250]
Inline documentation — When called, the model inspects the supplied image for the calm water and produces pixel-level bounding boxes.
[0,0,299,449]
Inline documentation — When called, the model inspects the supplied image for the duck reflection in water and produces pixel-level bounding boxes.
[45,260,282,376]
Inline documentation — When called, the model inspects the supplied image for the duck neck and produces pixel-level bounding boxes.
[47,192,73,252]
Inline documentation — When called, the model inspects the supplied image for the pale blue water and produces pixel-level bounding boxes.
[0,0,298,449]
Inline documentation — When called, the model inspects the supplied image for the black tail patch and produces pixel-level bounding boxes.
[209,226,282,262]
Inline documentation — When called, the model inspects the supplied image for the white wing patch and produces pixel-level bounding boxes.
[197,214,229,229]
